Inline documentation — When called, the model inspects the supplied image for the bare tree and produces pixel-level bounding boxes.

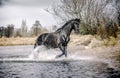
[30,20,42,36]
[48,0,119,38]
[47,0,86,23]
[6,24,14,37]
[0,26,5,38]
[0,24,14,38]
[21,20,28,37]
[115,0,120,26]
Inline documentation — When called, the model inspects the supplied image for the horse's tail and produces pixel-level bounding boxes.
[34,42,37,49]
[34,33,48,49]
[34,36,42,49]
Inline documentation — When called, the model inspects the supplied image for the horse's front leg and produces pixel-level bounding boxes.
[56,45,67,58]
[63,46,67,57]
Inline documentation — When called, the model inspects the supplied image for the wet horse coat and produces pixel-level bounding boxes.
[34,19,80,57]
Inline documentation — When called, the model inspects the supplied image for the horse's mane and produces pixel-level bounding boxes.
[55,18,80,33]
[55,19,74,33]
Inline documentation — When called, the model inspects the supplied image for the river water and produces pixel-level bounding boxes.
[0,45,119,78]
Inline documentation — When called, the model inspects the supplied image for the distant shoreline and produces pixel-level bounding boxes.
[0,37,36,46]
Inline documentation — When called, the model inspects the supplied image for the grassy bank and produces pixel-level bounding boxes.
[0,34,120,46]
[0,37,36,46]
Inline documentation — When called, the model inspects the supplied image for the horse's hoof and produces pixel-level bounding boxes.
[55,56,60,58]
[56,55,62,58]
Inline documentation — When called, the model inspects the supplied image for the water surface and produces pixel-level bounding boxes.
[0,45,119,78]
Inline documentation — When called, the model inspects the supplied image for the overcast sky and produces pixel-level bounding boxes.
[0,0,60,29]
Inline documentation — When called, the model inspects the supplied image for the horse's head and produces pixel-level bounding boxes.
[72,18,80,34]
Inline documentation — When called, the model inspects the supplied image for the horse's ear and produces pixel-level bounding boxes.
[74,18,80,23]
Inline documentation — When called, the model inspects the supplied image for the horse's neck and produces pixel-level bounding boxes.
[62,25,73,37]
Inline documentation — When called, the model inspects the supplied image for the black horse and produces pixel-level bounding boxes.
[34,18,80,57]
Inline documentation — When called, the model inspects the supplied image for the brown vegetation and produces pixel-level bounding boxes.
[0,37,36,46]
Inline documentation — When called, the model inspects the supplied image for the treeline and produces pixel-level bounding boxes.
[0,20,48,38]
[49,0,120,39]
[0,24,14,38]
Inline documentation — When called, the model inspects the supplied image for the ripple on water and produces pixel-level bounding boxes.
[0,60,120,78]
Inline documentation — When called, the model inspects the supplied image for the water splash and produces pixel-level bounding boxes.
[0,45,103,62]
[0,45,96,62]
[28,46,61,61]
[27,45,96,62]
